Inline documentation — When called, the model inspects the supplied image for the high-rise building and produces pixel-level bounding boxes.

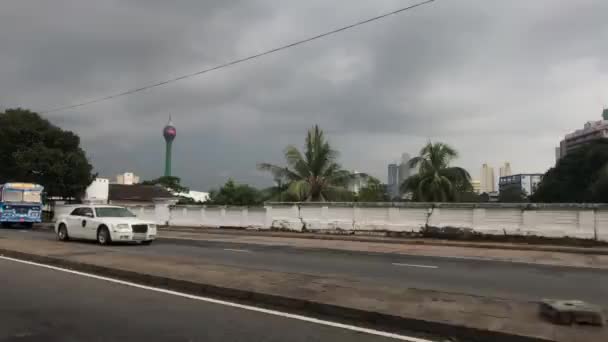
[499,162,512,178]
[471,180,481,194]
[387,152,419,198]
[556,108,608,163]
[398,153,411,186]
[163,117,177,177]
[480,163,495,193]
[387,163,399,199]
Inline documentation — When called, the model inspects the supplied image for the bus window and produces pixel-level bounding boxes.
[23,191,41,203]
[3,190,22,202]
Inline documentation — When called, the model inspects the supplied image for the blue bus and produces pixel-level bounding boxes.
[0,183,44,228]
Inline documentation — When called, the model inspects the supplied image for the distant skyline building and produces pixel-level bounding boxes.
[163,117,177,177]
[398,153,411,186]
[471,180,481,194]
[386,152,419,198]
[115,172,140,185]
[480,163,495,193]
[387,163,399,199]
[348,171,369,194]
[499,162,512,178]
[499,174,543,196]
[556,108,608,163]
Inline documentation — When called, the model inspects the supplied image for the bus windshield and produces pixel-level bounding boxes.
[23,191,42,203]
[2,189,42,203]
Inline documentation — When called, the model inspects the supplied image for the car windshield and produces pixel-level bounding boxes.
[95,207,136,218]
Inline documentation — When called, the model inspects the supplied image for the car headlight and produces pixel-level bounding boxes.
[114,224,131,232]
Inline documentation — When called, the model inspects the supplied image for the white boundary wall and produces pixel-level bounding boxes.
[54,202,608,242]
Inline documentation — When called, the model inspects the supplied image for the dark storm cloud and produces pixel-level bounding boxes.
[1,0,607,189]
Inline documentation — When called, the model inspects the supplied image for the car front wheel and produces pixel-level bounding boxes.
[97,226,112,245]
[57,224,69,241]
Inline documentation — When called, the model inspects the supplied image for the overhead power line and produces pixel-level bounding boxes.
[41,0,436,114]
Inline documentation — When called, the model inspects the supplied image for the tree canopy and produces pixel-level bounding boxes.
[0,108,95,199]
[498,186,528,203]
[531,139,608,203]
[401,142,471,202]
[141,176,189,193]
[208,179,262,206]
[258,125,355,201]
[357,177,389,202]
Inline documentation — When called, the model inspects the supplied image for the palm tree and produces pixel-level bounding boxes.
[401,142,472,202]
[258,125,354,201]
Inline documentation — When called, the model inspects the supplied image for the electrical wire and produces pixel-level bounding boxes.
[41,0,436,113]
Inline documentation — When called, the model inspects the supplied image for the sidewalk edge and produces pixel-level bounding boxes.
[163,226,608,256]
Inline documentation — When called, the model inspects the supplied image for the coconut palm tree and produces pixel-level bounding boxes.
[401,142,472,202]
[258,125,354,201]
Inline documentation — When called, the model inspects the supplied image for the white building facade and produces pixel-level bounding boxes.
[83,178,109,203]
[556,108,608,162]
[116,172,140,185]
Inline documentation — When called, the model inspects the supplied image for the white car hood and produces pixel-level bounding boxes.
[97,217,155,225]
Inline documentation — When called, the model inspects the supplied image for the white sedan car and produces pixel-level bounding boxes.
[55,205,157,245]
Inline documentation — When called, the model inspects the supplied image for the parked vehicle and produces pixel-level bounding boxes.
[0,183,44,228]
[55,205,157,245]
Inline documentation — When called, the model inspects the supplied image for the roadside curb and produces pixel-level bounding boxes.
[162,226,608,256]
[0,247,552,342]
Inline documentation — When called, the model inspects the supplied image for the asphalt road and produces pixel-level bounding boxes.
[0,258,420,342]
[3,228,608,307]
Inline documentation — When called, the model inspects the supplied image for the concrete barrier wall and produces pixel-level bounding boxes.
[121,205,157,223]
[53,202,608,242]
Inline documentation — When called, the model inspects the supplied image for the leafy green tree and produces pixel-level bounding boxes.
[531,139,608,202]
[458,191,482,203]
[208,179,262,206]
[142,176,189,193]
[401,142,471,202]
[259,177,300,202]
[258,125,354,201]
[0,108,95,199]
[479,192,490,202]
[498,186,527,203]
[357,177,389,202]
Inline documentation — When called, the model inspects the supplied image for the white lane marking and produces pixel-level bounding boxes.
[0,256,432,342]
[223,248,251,253]
[392,263,438,269]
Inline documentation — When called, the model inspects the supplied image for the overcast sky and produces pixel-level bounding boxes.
[1,0,607,190]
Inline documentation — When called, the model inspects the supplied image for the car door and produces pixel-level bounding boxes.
[65,208,86,238]
[79,207,97,240]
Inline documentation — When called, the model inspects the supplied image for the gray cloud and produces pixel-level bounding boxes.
[1,0,607,190]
